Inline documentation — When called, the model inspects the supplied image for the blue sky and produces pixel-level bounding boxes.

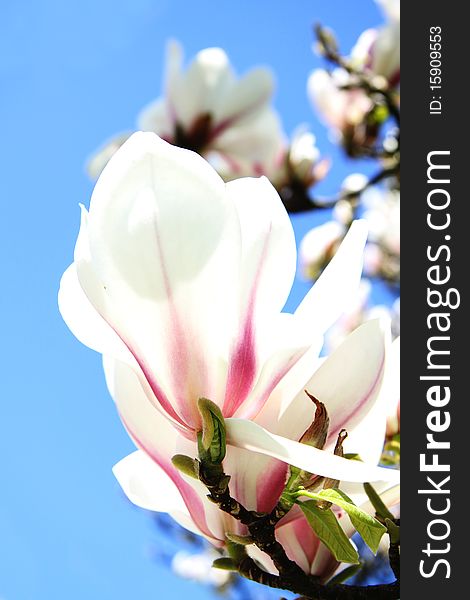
[0,1,384,599]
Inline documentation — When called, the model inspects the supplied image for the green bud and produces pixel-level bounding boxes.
[315,24,339,56]
[225,533,254,546]
[197,398,226,463]
[171,455,200,480]
[370,103,389,125]
[212,557,237,571]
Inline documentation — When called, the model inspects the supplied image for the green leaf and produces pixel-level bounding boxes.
[296,488,387,554]
[299,501,359,564]
[318,489,386,554]
[363,482,395,521]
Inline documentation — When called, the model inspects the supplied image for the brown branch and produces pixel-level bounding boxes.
[199,460,399,599]
[309,162,400,212]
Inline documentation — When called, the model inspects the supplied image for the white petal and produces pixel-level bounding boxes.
[221,177,297,417]
[86,133,133,180]
[113,450,187,513]
[225,419,399,484]
[137,98,173,138]
[385,336,400,429]
[169,47,235,129]
[226,176,296,319]
[105,356,225,541]
[294,220,368,336]
[213,107,284,177]
[58,262,130,364]
[82,133,241,426]
[304,319,388,457]
[163,39,184,96]
[213,68,274,124]
[113,451,221,541]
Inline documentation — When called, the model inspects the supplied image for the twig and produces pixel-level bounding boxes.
[199,459,399,599]
[314,24,400,126]
[313,162,400,210]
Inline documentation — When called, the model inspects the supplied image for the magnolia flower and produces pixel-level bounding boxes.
[307,69,373,147]
[108,318,398,581]
[59,132,398,576]
[271,127,330,191]
[88,41,284,181]
[351,0,400,86]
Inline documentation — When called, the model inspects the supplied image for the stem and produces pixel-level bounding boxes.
[313,163,400,209]
[199,460,307,581]
[237,551,399,599]
[199,460,399,599]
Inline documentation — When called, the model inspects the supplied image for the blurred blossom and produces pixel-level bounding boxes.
[351,0,400,85]
[341,173,369,196]
[307,69,376,153]
[59,132,398,582]
[271,126,330,192]
[363,188,400,255]
[299,220,345,280]
[308,69,372,137]
[87,133,133,181]
[88,40,284,181]
[362,188,400,282]
[325,279,372,351]
[172,550,231,587]
[325,281,400,352]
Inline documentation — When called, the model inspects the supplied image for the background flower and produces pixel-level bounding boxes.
[88,40,285,182]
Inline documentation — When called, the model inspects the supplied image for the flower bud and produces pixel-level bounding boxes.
[171,454,200,479]
[198,398,226,463]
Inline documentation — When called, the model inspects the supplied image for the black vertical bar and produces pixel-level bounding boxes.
[402,4,466,598]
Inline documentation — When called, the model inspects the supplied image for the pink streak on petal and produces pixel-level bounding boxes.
[326,350,386,446]
[238,347,308,421]
[75,269,188,429]
[151,214,205,429]
[255,459,288,513]
[207,89,272,143]
[123,417,218,542]
[252,162,265,177]
[223,225,273,416]
[123,340,187,429]
[292,515,321,566]
[217,150,243,175]
[222,312,257,417]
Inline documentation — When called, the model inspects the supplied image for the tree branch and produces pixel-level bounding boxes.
[199,459,399,599]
